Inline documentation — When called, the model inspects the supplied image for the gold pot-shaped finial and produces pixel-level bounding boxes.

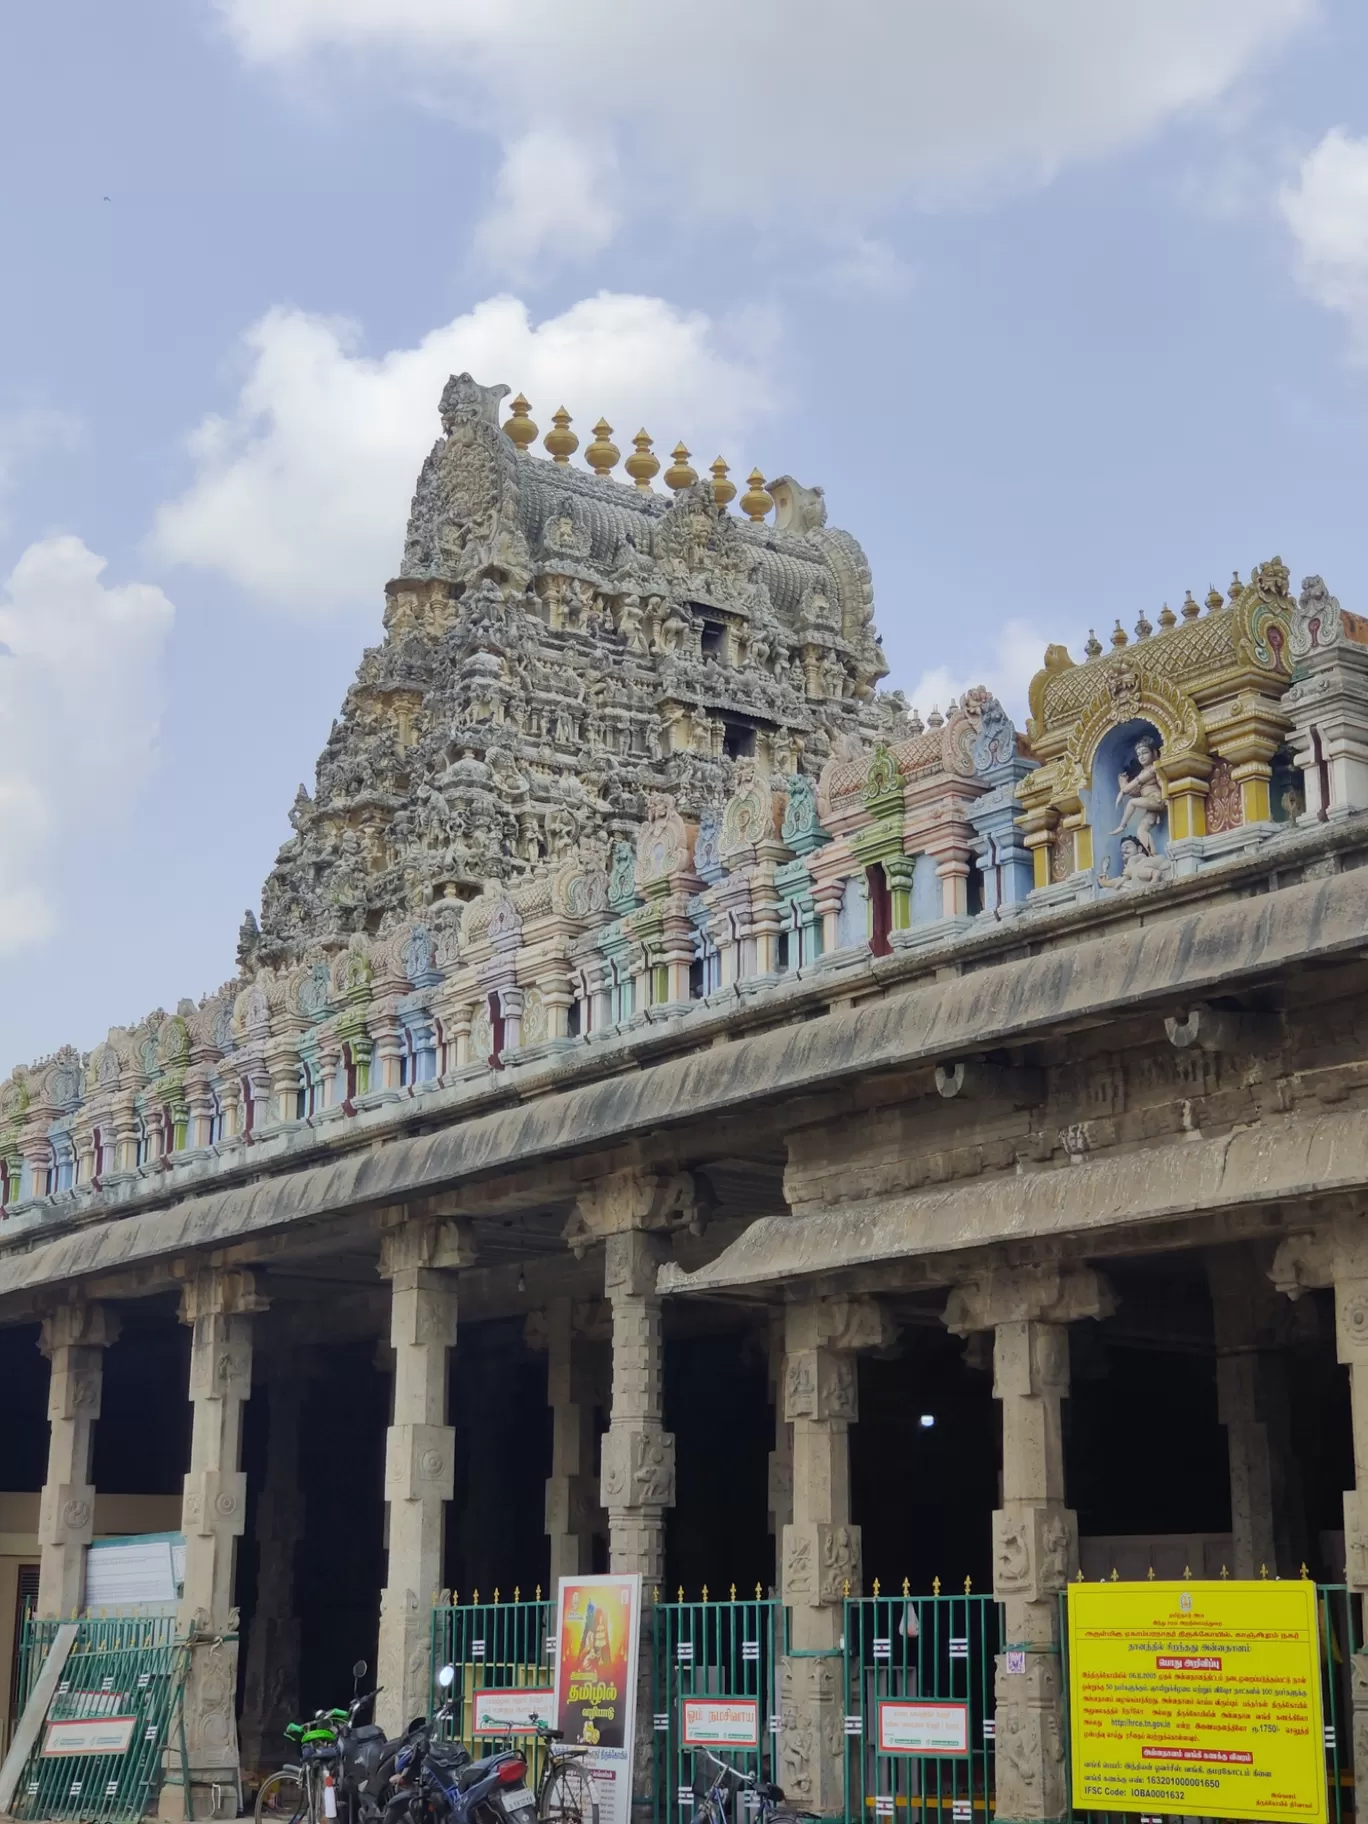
[664,442,698,491]
[585,417,620,477]
[544,407,578,465]
[710,456,736,509]
[739,467,773,523]
[504,393,537,453]
[624,429,660,492]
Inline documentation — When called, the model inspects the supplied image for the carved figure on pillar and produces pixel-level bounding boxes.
[778,1295,893,1814]
[169,1266,267,1819]
[37,1300,120,1619]
[945,1265,1114,1824]
[376,1215,467,1738]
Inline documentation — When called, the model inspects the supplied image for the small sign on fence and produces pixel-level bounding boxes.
[42,1718,138,1758]
[681,1700,759,1750]
[876,1701,970,1758]
[471,1690,556,1735]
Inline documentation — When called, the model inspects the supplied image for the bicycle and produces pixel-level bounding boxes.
[515,1715,598,1824]
[690,1749,817,1824]
[255,1708,349,1824]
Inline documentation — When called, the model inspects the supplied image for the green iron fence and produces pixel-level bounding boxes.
[651,1589,780,1824]
[1057,1578,1358,1824]
[430,1590,557,1781]
[11,1611,189,1824]
[843,1583,1000,1824]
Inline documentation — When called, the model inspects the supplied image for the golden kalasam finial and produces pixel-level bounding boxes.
[664,442,698,491]
[872,1577,881,1597]
[901,1578,910,1598]
[710,456,736,509]
[1181,588,1201,620]
[585,417,620,477]
[1134,610,1152,641]
[1207,584,1225,613]
[1084,629,1102,660]
[932,1576,941,1595]
[1157,602,1176,630]
[1111,620,1128,649]
[740,468,774,523]
[544,407,577,466]
[1228,570,1243,604]
[964,1576,973,1595]
[624,429,660,492]
[504,394,537,453]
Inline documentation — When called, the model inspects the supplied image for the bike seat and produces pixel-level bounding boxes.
[542,1728,565,1742]
[352,1725,385,1743]
[454,1753,513,1789]
[757,1783,785,1803]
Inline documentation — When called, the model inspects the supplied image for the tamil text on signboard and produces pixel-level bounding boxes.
[877,1702,970,1757]
[681,1700,760,1750]
[1066,1579,1326,1822]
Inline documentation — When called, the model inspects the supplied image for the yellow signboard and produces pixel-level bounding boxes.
[1066,1579,1326,1822]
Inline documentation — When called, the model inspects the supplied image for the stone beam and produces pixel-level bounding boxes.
[658,1103,1368,1298]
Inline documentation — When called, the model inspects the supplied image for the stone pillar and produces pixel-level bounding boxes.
[601,1229,674,1580]
[542,1298,601,1586]
[779,1296,894,1816]
[767,1310,792,1583]
[239,1349,306,1771]
[172,1267,267,1819]
[37,1301,120,1618]
[945,1265,1114,1824]
[376,1220,461,1738]
[1207,1247,1300,1578]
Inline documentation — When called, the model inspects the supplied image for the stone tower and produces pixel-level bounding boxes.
[252,373,904,967]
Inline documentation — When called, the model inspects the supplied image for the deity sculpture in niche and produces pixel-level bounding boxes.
[1110,735,1165,854]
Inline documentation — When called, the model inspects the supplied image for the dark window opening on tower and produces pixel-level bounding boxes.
[966,864,984,917]
[867,862,893,957]
[700,620,725,658]
[722,721,757,759]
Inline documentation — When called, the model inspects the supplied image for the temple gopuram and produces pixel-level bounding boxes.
[3,373,1368,1824]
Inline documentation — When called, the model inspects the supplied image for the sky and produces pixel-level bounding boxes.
[2,0,1368,1070]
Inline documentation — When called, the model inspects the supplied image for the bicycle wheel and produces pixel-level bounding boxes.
[540,1760,597,1824]
[256,1767,311,1824]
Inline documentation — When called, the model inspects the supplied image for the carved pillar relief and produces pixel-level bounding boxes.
[375,1216,466,1738]
[37,1301,120,1619]
[171,1267,267,1818]
[779,1296,893,1815]
[945,1265,1113,1824]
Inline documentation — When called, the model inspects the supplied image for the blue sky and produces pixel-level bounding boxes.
[3,0,1368,1070]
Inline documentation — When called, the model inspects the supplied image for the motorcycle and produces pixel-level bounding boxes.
[385,1666,534,1824]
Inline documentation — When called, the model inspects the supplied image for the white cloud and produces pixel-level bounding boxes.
[0,409,81,531]
[902,618,1046,726]
[475,131,620,277]
[0,537,174,954]
[1280,128,1368,354]
[150,290,778,613]
[216,0,1312,250]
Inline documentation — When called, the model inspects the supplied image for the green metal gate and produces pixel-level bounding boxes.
[1057,1578,1359,1824]
[651,1590,780,1824]
[429,1590,556,1772]
[843,1583,1000,1824]
[11,1612,188,1823]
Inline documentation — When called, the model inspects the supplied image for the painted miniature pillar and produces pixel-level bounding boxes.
[544,1297,600,1585]
[601,1229,674,1581]
[779,1296,893,1815]
[1207,1248,1300,1578]
[813,880,844,957]
[945,1267,1113,1824]
[376,1224,458,1738]
[37,1301,121,1618]
[172,1266,267,1819]
[239,1350,306,1771]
